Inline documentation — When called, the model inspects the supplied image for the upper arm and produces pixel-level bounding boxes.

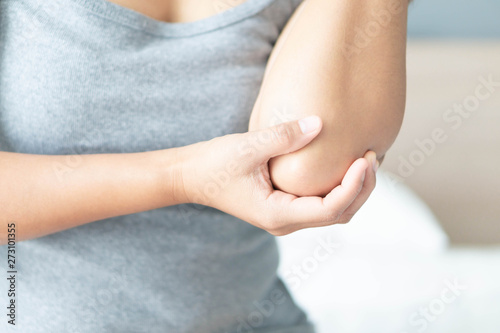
[249,0,409,196]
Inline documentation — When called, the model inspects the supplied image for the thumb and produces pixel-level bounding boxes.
[251,115,322,161]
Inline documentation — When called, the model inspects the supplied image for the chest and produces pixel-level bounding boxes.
[106,0,248,23]
[0,7,280,156]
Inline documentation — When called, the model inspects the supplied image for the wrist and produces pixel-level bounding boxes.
[176,141,210,206]
[150,145,194,206]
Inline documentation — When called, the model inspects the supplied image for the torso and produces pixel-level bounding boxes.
[0,0,313,331]
[107,0,248,22]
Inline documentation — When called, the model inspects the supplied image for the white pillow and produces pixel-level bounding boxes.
[332,169,449,253]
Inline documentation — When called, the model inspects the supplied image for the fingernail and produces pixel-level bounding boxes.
[298,116,321,134]
[374,160,380,173]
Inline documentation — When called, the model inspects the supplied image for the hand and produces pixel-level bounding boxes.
[179,116,378,236]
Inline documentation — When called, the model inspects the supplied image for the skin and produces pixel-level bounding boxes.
[0,0,398,242]
[249,0,410,197]
[107,0,248,22]
[0,118,376,242]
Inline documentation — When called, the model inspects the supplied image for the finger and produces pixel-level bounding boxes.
[250,115,323,161]
[321,157,369,213]
[336,151,377,224]
[265,157,369,232]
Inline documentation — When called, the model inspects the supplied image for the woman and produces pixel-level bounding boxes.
[0,0,408,331]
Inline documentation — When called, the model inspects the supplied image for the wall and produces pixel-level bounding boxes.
[408,0,500,38]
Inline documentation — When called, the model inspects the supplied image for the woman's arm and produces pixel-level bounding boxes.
[0,149,185,243]
[1,117,376,242]
[249,0,409,197]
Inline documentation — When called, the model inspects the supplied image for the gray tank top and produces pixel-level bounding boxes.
[0,0,316,332]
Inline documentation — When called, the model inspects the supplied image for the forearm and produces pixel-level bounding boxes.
[0,149,186,243]
[249,0,409,196]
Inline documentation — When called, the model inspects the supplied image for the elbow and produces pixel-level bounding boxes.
[268,106,405,198]
[268,138,358,198]
[269,153,345,198]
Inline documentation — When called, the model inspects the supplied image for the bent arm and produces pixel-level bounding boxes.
[249,0,409,197]
[0,149,186,244]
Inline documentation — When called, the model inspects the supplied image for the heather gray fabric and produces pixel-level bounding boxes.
[0,0,316,332]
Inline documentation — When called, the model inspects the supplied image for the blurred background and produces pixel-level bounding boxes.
[278,1,500,332]
[383,0,500,244]
[407,0,500,38]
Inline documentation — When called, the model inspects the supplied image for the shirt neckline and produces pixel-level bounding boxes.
[67,0,276,38]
